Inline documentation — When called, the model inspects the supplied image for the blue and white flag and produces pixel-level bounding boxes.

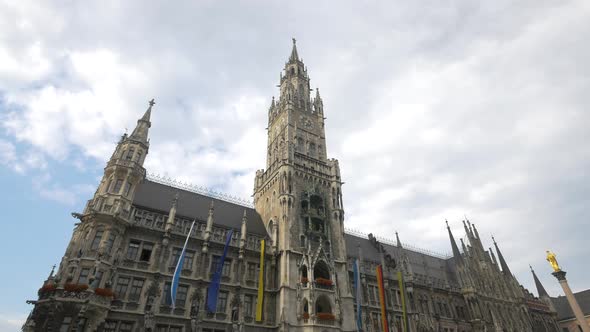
[170,220,196,309]
[353,258,363,331]
[206,229,234,313]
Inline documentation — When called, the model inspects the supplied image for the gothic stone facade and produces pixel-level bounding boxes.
[24,41,559,332]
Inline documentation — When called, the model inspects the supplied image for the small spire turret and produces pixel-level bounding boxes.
[530,265,550,298]
[447,220,463,264]
[289,38,299,62]
[460,238,468,256]
[492,236,512,276]
[489,247,498,265]
[130,99,154,143]
[395,231,402,248]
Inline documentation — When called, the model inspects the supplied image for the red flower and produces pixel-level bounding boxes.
[64,283,89,292]
[94,288,115,297]
[315,278,333,286]
[38,284,57,295]
[302,312,310,319]
[301,277,309,283]
[317,313,335,320]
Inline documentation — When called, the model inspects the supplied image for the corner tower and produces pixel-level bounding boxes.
[253,40,355,331]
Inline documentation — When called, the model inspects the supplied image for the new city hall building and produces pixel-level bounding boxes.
[24,41,560,332]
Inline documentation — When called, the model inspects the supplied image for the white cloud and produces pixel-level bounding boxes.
[0,313,26,331]
[31,173,95,206]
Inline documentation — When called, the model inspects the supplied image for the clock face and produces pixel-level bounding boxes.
[300,115,313,129]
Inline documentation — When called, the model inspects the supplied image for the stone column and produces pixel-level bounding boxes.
[552,270,590,332]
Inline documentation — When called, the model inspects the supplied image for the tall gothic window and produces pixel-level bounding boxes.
[126,147,135,160]
[91,230,104,250]
[104,233,116,254]
[124,182,132,196]
[217,290,228,313]
[115,277,130,298]
[126,240,140,260]
[113,179,123,194]
[139,242,153,262]
[244,294,254,318]
[128,279,144,302]
[78,268,90,284]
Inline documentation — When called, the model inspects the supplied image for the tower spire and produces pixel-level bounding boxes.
[395,231,402,248]
[530,265,550,298]
[492,236,512,276]
[289,37,299,62]
[446,220,463,263]
[130,99,154,142]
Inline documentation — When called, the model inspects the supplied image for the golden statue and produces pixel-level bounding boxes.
[546,250,561,272]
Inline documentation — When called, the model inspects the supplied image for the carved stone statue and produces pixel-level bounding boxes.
[546,250,560,272]
[231,302,239,322]
[190,298,200,318]
[144,311,154,330]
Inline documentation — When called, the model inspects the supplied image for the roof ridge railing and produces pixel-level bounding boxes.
[146,173,255,208]
[343,227,451,259]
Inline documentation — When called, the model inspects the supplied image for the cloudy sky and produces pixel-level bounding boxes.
[1,0,589,329]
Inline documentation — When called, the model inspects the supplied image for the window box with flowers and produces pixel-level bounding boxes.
[94,288,115,298]
[38,284,57,295]
[64,283,89,292]
[302,312,310,320]
[314,278,334,290]
[300,277,309,285]
[317,313,335,321]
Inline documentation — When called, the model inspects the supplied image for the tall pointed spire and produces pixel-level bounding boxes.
[130,99,154,142]
[492,236,512,276]
[142,98,154,121]
[447,220,463,263]
[489,247,498,265]
[530,265,549,298]
[289,37,299,62]
[395,231,402,248]
[472,223,481,239]
[460,238,468,256]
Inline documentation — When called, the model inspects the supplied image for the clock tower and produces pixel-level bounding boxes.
[253,39,355,331]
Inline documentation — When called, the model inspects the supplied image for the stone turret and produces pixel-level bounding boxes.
[492,236,512,276]
[85,99,154,221]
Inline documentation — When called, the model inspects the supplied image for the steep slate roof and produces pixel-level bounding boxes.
[133,180,268,236]
[551,289,590,321]
[344,233,459,287]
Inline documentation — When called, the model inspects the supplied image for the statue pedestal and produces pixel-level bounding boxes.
[552,270,590,332]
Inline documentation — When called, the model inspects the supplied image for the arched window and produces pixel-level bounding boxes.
[300,265,308,283]
[313,260,330,280]
[310,195,324,214]
[315,295,332,314]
